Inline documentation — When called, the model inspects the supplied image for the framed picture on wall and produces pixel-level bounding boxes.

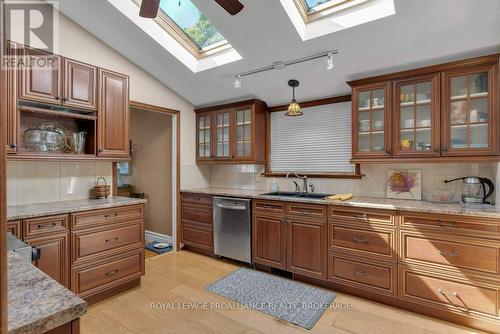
[386,169,422,200]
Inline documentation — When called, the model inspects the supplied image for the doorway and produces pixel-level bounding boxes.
[115,101,179,256]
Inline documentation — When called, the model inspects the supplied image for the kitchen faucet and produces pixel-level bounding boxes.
[287,172,309,194]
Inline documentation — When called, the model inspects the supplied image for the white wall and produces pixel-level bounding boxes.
[8,12,209,206]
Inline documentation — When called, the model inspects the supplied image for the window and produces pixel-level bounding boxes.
[269,102,355,174]
[158,0,227,51]
[303,0,357,13]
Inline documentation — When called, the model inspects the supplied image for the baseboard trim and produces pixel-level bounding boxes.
[145,230,173,244]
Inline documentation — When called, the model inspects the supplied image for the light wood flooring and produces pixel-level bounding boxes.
[81,250,484,334]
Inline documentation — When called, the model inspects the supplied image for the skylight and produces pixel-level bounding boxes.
[304,0,348,12]
[158,0,226,50]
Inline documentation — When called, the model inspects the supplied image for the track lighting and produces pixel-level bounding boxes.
[326,52,334,70]
[234,75,242,88]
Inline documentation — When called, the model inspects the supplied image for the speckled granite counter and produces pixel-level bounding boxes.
[7,197,147,221]
[8,251,86,334]
[181,187,500,219]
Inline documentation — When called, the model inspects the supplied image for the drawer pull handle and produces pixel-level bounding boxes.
[438,250,459,257]
[280,219,288,224]
[437,221,457,228]
[105,213,119,219]
[105,237,119,243]
[105,269,119,276]
[37,222,57,229]
[354,270,368,276]
[262,205,277,209]
[353,214,367,219]
[352,236,368,244]
[438,288,458,297]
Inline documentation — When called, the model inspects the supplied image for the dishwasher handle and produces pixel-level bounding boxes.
[216,203,247,211]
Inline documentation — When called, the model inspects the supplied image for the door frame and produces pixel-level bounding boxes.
[114,101,181,251]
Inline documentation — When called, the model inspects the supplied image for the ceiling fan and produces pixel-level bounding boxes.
[139,0,244,18]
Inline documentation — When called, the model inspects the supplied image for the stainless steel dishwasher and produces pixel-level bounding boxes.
[213,196,252,263]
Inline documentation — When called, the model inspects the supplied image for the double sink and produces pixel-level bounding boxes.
[260,191,333,199]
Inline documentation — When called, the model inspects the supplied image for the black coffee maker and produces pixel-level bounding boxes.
[444,176,495,205]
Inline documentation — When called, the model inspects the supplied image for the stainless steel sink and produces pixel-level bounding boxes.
[260,191,333,199]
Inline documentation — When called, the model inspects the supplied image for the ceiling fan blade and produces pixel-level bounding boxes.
[139,0,161,18]
[214,0,244,15]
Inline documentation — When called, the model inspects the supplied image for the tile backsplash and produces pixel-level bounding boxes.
[7,161,113,206]
[209,163,497,202]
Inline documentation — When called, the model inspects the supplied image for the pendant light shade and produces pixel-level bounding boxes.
[285,80,303,117]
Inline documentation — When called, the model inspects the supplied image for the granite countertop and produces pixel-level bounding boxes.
[7,197,147,221]
[8,251,87,334]
[181,187,500,219]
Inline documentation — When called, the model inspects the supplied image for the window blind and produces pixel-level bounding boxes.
[270,101,354,173]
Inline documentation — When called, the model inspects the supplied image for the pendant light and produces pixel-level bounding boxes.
[286,79,303,117]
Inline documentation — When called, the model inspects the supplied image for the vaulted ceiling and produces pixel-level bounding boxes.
[58,0,500,108]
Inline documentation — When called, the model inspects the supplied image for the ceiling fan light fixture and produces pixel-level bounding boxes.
[285,79,303,117]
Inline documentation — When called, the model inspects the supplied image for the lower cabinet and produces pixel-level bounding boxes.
[252,213,287,270]
[180,193,214,252]
[7,220,22,238]
[252,200,328,280]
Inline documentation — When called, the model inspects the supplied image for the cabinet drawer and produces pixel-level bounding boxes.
[401,231,500,274]
[287,203,326,219]
[182,224,213,250]
[330,207,396,227]
[181,204,212,226]
[328,254,396,295]
[7,220,22,238]
[24,214,69,237]
[329,224,396,260]
[401,212,500,237]
[181,193,213,206]
[254,200,285,215]
[400,267,499,317]
[72,221,144,264]
[72,249,144,295]
[72,205,143,229]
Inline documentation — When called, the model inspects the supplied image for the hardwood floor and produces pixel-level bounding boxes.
[81,250,485,334]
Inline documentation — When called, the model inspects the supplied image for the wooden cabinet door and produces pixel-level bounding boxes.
[287,217,327,280]
[233,107,253,160]
[63,58,97,110]
[19,47,62,104]
[97,69,130,158]
[393,73,441,157]
[6,41,18,153]
[252,213,286,269]
[214,109,233,160]
[441,62,499,156]
[25,232,70,288]
[196,111,213,161]
[352,81,392,159]
[7,221,21,239]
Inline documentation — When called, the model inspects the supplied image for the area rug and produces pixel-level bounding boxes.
[206,268,336,330]
[145,241,172,254]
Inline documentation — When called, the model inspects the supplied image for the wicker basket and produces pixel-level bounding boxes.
[93,177,110,199]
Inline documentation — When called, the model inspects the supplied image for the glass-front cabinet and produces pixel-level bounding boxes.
[393,73,440,157]
[195,100,267,164]
[442,64,498,156]
[215,110,231,159]
[196,112,212,161]
[352,82,391,158]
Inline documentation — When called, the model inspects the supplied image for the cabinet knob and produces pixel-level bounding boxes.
[386,150,391,154]
[55,96,61,100]
[98,149,103,153]
[441,147,448,152]
[434,148,440,152]
[9,144,16,149]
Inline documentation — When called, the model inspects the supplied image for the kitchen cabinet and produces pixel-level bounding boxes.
[7,220,21,238]
[97,69,130,158]
[63,58,97,110]
[18,47,62,105]
[195,99,267,164]
[441,63,499,156]
[349,54,500,163]
[6,41,18,153]
[393,73,440,157]
[180,193,214,253]
[253,213,287,269]
[352,82,392,159]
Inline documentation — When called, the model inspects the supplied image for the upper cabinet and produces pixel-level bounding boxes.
[349,54,500,163]
[7,43,130,160]
[97,69,130,158]
[195,100,267,164]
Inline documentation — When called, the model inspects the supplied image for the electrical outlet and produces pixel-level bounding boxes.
[435,177,450,190]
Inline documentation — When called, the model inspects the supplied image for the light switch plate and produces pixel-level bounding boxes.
[435,177,451,190]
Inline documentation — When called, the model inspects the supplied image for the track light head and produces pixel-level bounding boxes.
[326,52,334,70]
[234,75,242,88]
